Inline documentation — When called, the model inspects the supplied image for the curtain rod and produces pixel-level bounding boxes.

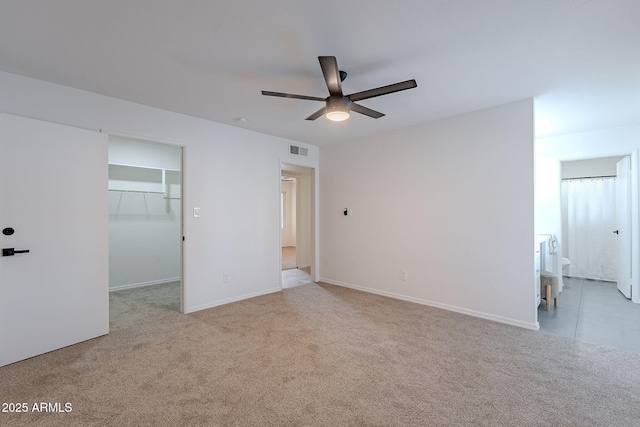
[561,175,616,181]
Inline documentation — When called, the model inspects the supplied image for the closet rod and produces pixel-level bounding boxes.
[108,189,167,195]
[108,189,180,199]
[562,175,616,181]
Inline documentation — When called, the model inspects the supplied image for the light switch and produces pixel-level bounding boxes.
[193,207,201,218]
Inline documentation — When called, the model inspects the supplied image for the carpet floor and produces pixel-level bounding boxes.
[111,281,181,313]
[1,282,639,426]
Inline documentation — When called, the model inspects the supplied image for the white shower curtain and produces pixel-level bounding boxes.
[562,177,617,281]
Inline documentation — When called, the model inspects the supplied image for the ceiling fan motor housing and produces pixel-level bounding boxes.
[327,96,350,113]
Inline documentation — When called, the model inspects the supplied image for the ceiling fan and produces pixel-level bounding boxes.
[261,56,417,122]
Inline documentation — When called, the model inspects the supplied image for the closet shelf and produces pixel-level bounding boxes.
[109,163,181,200]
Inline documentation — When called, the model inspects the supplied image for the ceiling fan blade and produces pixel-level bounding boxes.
[318,56,343,97]
[350,102,385,119]
[305,106,327,121]
[261,90,325,102]
[348,79,417,102]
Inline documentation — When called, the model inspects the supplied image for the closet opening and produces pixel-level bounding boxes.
[108,137,183,315]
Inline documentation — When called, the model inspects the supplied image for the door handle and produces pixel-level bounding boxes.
[613,230,619,234]
[2,248,30,257]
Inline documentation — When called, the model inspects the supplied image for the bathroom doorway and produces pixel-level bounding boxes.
[537,155,640,351]
[560,156,627,285]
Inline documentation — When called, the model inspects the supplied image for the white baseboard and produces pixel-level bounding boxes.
[184,287,281,314]
[109,277,181,292]
[320,278,540,331]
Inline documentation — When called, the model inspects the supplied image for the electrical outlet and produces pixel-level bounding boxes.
[223,273,230,283]
[400,270,407,281]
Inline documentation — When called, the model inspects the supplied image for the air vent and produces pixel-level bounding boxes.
[289,145,308,156]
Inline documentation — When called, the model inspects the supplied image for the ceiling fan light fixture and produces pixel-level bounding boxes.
[325,96,351,121]
[326,110,350,121]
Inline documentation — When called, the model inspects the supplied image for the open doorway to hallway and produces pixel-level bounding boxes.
[281,163,314,288]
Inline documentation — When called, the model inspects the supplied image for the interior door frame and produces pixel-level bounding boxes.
[279,161,318,288]
[558,151,639,303]
[616,156,632,298]
[630,150,639,303]
[104,130,186,313]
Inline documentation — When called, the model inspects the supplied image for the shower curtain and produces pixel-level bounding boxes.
[561,177,617,281]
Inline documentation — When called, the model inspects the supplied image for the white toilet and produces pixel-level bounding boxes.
[562,257,571,275]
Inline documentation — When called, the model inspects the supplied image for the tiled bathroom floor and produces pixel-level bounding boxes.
[538,277,640,353]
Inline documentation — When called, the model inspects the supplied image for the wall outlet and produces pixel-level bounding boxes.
[223,272,230,283]
[400,270,407,281]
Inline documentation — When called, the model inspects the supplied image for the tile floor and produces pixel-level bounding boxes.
[282,266,312,288]
[538,276,640,353]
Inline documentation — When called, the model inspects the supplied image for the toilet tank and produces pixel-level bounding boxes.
[536,235,555,274]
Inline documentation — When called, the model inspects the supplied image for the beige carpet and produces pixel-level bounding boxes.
[282,246,296,270]
[2,282,640,426]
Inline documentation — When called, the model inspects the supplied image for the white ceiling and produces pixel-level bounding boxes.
[1,1,638,146]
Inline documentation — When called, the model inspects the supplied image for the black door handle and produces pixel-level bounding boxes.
[2,248,30,256]
[613,230,619,234]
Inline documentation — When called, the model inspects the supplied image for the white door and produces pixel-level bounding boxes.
[0,114,109,367]
[616,156,632,298]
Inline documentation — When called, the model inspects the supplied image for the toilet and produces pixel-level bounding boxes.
[562,257,571,275]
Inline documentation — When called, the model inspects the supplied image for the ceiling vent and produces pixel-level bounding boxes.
[289,145,308,156]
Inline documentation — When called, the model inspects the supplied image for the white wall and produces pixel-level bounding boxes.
[536,123,640,303]
[0,71,319,313]
[110,136,182,171]
[562,156,625,179]
[320,99,536,329]
[534,157,563,282]
[537,125,640,160]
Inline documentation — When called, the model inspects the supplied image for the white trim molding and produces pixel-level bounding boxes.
[320,278,540,331]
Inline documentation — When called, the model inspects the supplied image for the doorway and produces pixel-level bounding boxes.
[281,163,314,288]
[538,155,640,352]
[108,137,183,314]
[560,156,626,284]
